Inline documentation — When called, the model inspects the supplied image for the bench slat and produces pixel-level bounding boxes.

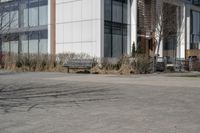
[63,59,94,69]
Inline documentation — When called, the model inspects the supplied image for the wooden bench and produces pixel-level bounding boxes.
[63,59,94,73]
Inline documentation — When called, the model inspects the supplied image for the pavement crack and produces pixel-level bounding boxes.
[27,104,38,112]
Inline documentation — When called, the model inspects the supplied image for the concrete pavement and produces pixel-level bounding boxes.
[0,72,200,133]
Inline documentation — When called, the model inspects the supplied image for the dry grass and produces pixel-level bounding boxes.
[91,55,151,75]
[1,54,60,72]
[0,53,95,73]
[0,53,152,75]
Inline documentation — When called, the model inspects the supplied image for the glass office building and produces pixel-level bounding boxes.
[0,0,48,55]
[0,0,200,59]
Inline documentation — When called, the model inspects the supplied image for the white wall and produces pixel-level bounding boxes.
[186,4,191,50]
[177,3,186,60]
[48,0,52,54]
[130,0,137,54]
[56,0,103,58]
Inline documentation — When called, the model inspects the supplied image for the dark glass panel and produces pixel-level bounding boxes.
[29,31,39,40]
[29,0,39,8]
[190,10,200,49]
[39,0,48,6]
[104,33,112,57]
[39,30,48,39]
[112,1,122,23]
[104,0,112,21]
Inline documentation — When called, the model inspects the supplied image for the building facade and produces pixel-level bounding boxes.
[0,0,52,55]
[137,0,200,62]
[55,0,137,58]
[159,0,200,61]
[0,0,200,60]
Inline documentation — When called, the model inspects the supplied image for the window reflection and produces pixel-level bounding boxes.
[29,7,39,27]
[1,30,48,55]
[21,33,29,53]
[112,1,122,23]
[191,10,200,49]
[39,5,48,26]
[104,0,128,57]
[39,30,48,54]
[10,10,19,28]
[0,0,48,55]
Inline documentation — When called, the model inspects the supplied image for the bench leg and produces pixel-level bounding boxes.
[67,67,69,73]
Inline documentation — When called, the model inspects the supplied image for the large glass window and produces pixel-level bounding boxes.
[2,41,9,53]
[0,1,19,30]
[23,8,29,27]
[123,25,127,53]
[104,0,112,21]
[21,33,29,53]
[29,0,39,8]
[0,0,48,55]
[10,40,18,53]
[2,12,10,30]
[10,10,19,28]
[104,24,112,57]
[23,0,48,27]
[21,30,47,54]
[123,2,128,24]
[29,7,38,27]
[104,0,128,57]
[112,1,122,23]
[191,11,200,49]
[29,0,39,27]
[39,5,48,26]
[39,0,48,6]
[9,1,19,29]
[1,3,10,30]
[29,31,39,54]
[39,30,48,54]
[112,30,122,57]
[22,1,28,27]
[1,34,19,54]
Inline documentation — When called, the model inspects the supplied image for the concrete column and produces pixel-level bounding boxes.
[155,0,163,57]
[48,1,51,54]
[186,4,191,51]
[156,40,163,57]
[130,0,137,52]
[127,0,131,55]
[176,4,186,60]
[48,0,56,55]
[100,0,104,58]
[179,4,186,60]
[176,6,180,59]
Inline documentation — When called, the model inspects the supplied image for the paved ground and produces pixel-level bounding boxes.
[0,71,200,133]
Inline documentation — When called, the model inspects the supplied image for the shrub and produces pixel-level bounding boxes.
[0,53,94,72]
[0,53,152,74]
[134,54,152,74]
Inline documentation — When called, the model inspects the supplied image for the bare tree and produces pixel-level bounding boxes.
[153,0,180,57]
[0,4,18,34]
[0,1,19,55]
